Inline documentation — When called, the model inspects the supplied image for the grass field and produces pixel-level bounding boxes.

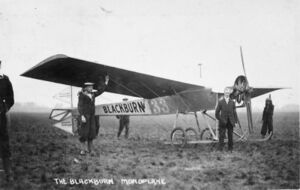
[0,111,299,189]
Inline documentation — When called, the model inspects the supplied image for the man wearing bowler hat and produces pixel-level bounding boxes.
[77,75,109,155]
[0,60,14,182]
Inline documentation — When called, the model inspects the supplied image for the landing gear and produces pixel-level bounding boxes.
[170,111,217,146]
[185,127,199,142]
[170,111,200,147]
[200,128,215,141]
[170,127,186,147]
[169,110,249,146]
[170,127,200,147]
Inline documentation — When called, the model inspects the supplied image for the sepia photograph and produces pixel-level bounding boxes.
[0,0,299,189]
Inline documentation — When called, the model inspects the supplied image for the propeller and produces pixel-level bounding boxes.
[231,46,254,133]
[240,46,254,133]
[240,46,247,76]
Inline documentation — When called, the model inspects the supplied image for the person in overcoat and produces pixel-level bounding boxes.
[78,75,109,155]
[0,60,14,182]
[261,97,274,138]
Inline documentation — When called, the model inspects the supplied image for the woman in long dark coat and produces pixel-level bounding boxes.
[261,97,274,138]
[78,75,109,155]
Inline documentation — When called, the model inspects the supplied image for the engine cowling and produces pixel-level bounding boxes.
[230,75,252,103]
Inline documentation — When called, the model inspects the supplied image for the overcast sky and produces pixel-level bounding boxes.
[0,0,299,110]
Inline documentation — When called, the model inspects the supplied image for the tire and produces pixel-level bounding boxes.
[200,128,215,141]
[185,127,199,142]
[170,127,187,147]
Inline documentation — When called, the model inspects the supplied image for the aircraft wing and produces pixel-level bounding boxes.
[21,54,204,99]
[218,87,283,99]
[251,87,283,98]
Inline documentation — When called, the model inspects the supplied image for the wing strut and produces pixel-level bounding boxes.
[139,81,160,98]
[109,77,143,98]
[110,76,161,99]
[172,88,192,113]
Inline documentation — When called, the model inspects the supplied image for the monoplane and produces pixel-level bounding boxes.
[21,48,282,146]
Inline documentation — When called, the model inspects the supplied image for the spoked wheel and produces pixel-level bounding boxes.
[170,127,187,147]
[185,127,199,144]
[200,128,215,141]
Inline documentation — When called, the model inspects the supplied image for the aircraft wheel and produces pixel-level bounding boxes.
[170,127,187,147]
[185,127,199,142]
[200,128,215,141]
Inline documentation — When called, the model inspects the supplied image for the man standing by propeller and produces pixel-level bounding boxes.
[78,75,109,155]
[0,60,14,182]
[215,87,238,152]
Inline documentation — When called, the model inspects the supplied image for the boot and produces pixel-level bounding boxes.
[87,141,96,156]
[80,142,86,155]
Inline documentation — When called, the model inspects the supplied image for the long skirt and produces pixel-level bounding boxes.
[261,119,273,136]
[78,114,99,142]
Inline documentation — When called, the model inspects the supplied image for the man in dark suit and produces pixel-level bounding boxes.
[215,87,238,152]
[0,61,14,182]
